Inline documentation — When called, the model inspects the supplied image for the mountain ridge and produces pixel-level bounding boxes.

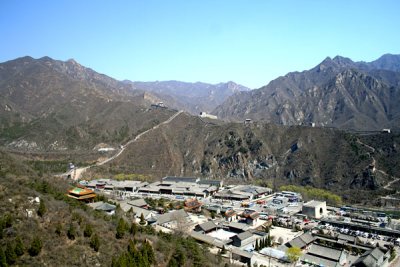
[123,79,250,115]
[214,54,400,130]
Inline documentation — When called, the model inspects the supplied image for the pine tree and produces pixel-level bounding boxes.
[260,238,264,249]
[139,213,146,225]
[126,239,135,257]
[5,243,16,265]
[84,223,93,238]
[67,223,76,240]
[90,233,100,252]
[167,257,178,267]
[0,247,7,267]
[111,256,118,267]
[55,222,62,236]
[0,220,4,240]
[37,200,46,217]
[116,218,126,239]
[130,222,138,236]
[15,236,24,256]
[142,240,155,265]
[28,237,42,256]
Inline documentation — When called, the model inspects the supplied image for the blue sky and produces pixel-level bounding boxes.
[1,1,399,88]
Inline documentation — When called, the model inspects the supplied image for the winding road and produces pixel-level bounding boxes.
[64,110,183,180]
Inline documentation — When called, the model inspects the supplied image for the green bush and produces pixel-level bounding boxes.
[14,236,24,256]
[28,237,42,256]
[67,223,76,240]
[5,243,16,265]
[84,224,93,238]
[90,234,100,252]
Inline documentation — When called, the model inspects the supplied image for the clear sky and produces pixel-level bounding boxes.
[1,0,399,88]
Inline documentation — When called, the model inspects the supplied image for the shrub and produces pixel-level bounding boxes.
[15,236,24,256]
[116,218,126,239]
[84,224,93,238]
[90,234,100,252]
[28,237,42,256]
[67,223,76,240]
[5,243,16,265]
[37,200,46,217]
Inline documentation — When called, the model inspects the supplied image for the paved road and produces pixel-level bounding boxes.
[63,110,183,180]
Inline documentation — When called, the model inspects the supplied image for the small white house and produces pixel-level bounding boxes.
[302,200,327,219]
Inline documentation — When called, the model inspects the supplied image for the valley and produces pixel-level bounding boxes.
[0,54,400,267]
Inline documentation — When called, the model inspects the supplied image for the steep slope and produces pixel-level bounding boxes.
[96,112,399,203]
[214,54,400,131]
[0,56,175,150]
[124,80,250,115]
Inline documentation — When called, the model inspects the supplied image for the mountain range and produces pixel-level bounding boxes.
[0,56,177,150]
[124,80,250,115]
[0,55,399,204]
[214,54,400,131]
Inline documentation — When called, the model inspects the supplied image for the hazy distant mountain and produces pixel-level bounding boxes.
[214,54,400,131]
[123,80,250,115]
[0,56,175,150]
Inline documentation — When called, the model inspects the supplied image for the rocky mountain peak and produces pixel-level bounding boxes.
[215,53,400,131]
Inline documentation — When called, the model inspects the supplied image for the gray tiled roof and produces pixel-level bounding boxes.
[307,244,344,261]
[301,253,340,267]
[128,198,148,207]
[304,200,325,207]
[197,221,217,232]
[156,209,188,225]
[353,247,385,267]
[235,231,253,241]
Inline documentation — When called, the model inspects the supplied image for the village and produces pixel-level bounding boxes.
[66,176,400,267]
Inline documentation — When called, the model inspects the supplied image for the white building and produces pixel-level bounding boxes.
[302,200,327,219]
[199,112,218,120]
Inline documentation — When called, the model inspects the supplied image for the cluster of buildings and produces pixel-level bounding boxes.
[67,175,399,266]
[78,176,272,202]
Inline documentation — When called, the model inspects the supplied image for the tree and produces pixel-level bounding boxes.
[37,199,46,217]
[0,220,4,240]
[255,239,259,251]
[127,239,137,255]
[267,235,272,247]
[15,236,24,256]
[55,222,62,236]
[142,240,155,265]
[84,223,93,238]
[286,246,302,264]
[169,246,185,267]
[139,213,146,226]
[28,237,42,256]
[116,218,126,239]
[389,247,396,262]
[90,233,100,252]
[130,222,138,236]
[167,257,178,267]
[5,243,16,265]
[0,247,7,267]
[67,223,76,240]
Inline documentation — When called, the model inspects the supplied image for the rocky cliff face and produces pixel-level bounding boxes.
[214,54,400,131]
[103,112,399,203]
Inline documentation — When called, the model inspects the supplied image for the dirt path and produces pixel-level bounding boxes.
[64,110,183,180]
[383,177,400,190]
